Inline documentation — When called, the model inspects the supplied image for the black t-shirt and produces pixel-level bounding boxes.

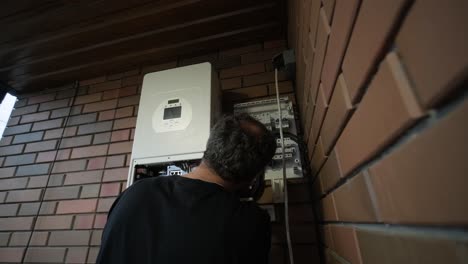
[96,176,271,264]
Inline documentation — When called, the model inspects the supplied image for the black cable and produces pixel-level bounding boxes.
[21,81,80,263]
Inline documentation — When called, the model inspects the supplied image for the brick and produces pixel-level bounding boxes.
[7,189,42,202]
[337,53,423,176]
[318,149,342,194]
[9,231,48,246]
[121,75,143,86]
[12,131,44,144]
[321,74,353,154]
[331,225,362,264]
[321,194,337,221]
[77,121,113,135]
[93,132,111,144]
[322,225,334,248]
[321,0,360,101]
[87,157,106,170]
[16,163,51,176]
[44,186,80,200]
[0,232,10,246]
[24,247,66,263]
[57,199,97,214]
[369,97,468,225]
[267,81,294,95]
[94,214,107,229]
[0,204,19,216]
[87,247,100,263]
[306,9,331,104]
[98,109,116,121]
[0,166,16,178]
[20,111,50,124]
[220,44,262,58]
[334,171,377,222]
[322,0,336,24]
[103,167,128,182]
[117,95,139,107]
[18,201,57,216]
[60,135,93,148]
[108,141,133,155]
[36,149,71,162]
[82,99,117,113]
[68,113,98,126]
[0,248,25,262]
[113,117,136,130]
[81,184,101,198]
[39,98,70,111]
[80,75,106,86]
[0,177,28,190]
[284,204,315,223]
[7,116,20,126]
[220,63,264,79]
[0,144,24,157]
[88,79,121,94]
[119,86,138,97]
[64,170,103,185]
[0,136,12,146]
[24,140,57,153]
[71,144,108,159]
[311,137,326,175]
[91,230,102,246]
[56,88,77,99]
[28,93,56,105]
[100,182,121,197]
[0,192,5,202]
[0,217,34,231]
[102,89,120,100]
[105,155,125,169]
[309,84,329,144]
[52,159,87,173]
[243,71,287,87]
[111,129,130,142]
[342,0,409,103]
[74,214,95,229]
[35,215,73,230]
[97,197,116,212]
[44,126,77,139]
[15,98,27,108]
[5,153,36,166]
[115,106,133,118]
[240,48,284,64]
[50,107,71,118]
[66,247,89,263]
[11,104,38,117]
[221,77,241,90]
[49,230,91,246]
[397,0,467,108]
[31,118,64,131]
[223,85,268,102]
[3,123,32,136]
[356,228,468,264]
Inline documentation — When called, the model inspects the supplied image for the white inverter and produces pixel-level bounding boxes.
[127,62,220,186]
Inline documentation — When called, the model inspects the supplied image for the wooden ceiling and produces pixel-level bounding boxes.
[0,0,286,94]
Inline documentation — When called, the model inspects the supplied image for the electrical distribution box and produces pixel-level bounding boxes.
[127,62,220,186]
[234,97,304,180]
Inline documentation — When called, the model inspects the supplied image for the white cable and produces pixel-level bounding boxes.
[274,68,294,264]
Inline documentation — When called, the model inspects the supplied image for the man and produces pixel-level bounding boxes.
[97,113,277,264]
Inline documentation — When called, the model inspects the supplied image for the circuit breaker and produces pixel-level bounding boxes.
[234,97,304,180]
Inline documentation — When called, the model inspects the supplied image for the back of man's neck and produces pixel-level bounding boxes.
[184,161,234,190]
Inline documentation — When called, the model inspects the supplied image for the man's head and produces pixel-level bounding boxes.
[202,113,276,184]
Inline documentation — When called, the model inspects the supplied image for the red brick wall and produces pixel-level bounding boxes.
[0,40,321,263]
[291,0,468,263]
